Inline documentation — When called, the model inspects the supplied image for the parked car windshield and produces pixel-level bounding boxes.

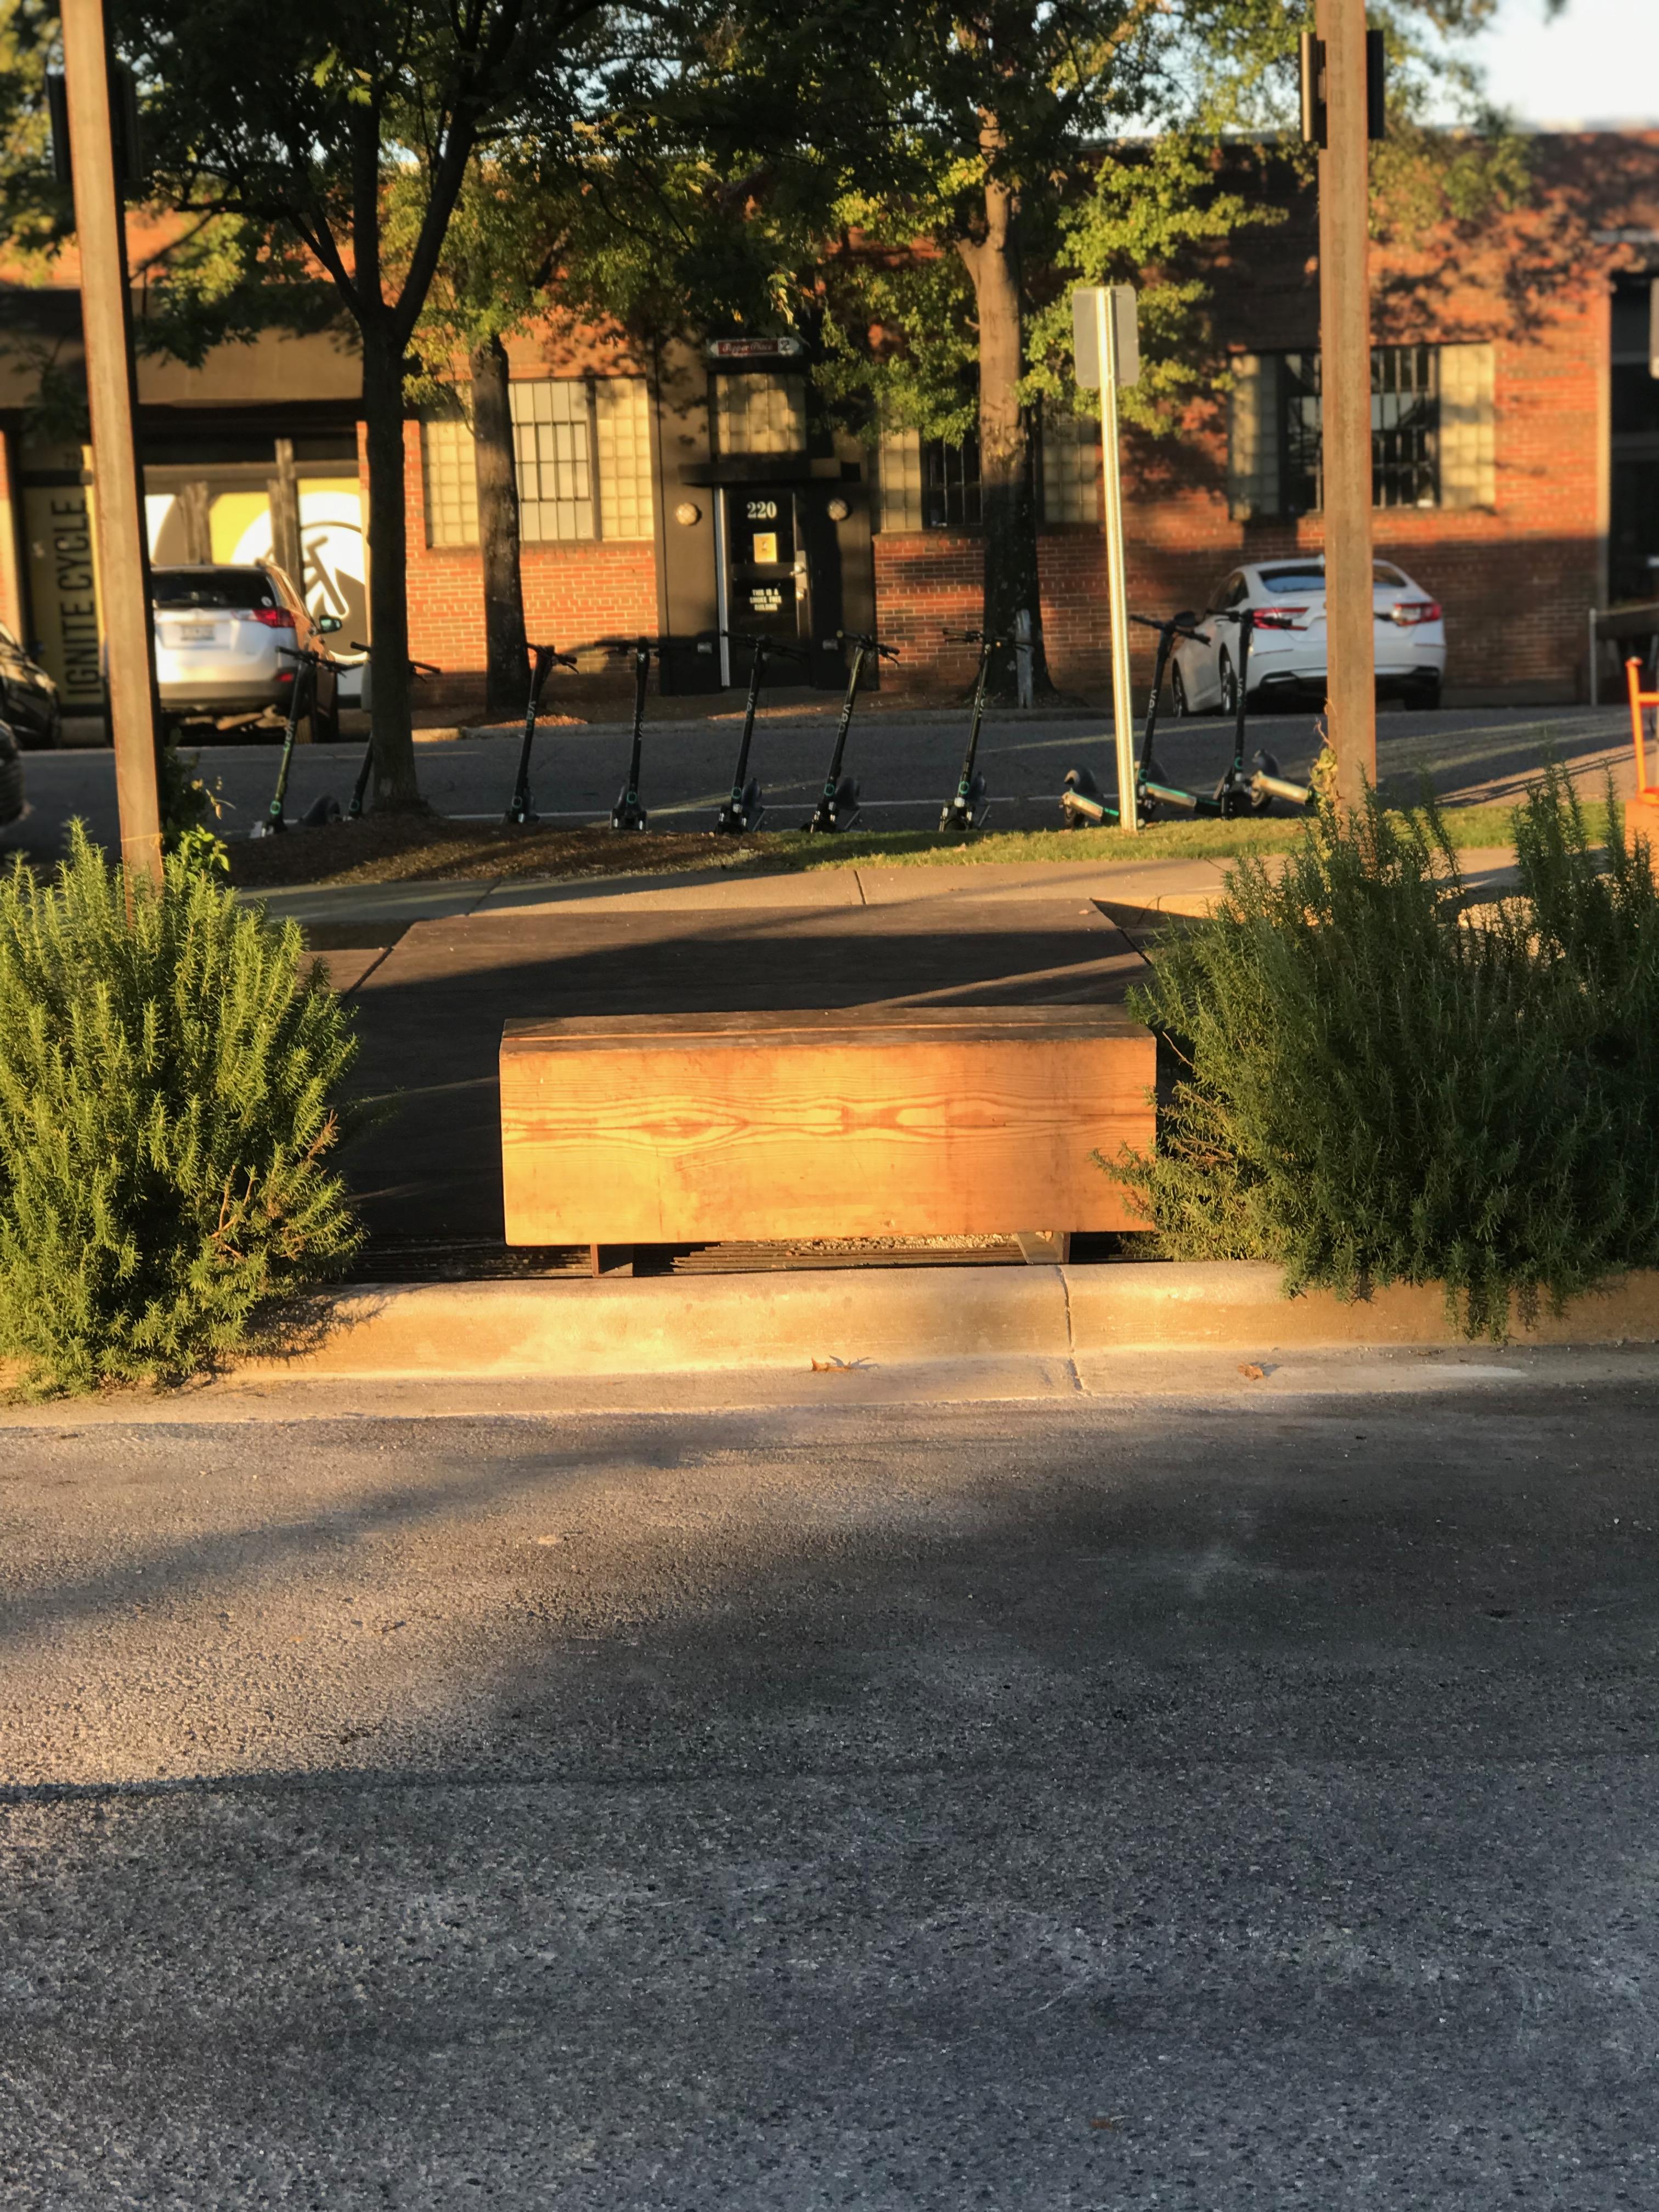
[151,568,281,612]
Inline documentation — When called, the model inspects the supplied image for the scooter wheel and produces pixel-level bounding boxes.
[1249,750,1279,813]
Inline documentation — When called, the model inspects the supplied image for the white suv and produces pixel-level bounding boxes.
[152,562,343,737]
[1170,558,1447,715]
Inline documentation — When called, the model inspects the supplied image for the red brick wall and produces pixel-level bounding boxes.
[368,221,1612,709]
[390,420,659,704]
[872,287,1607,705]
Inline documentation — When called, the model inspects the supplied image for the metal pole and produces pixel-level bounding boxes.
[1317,0,1376,811]
[1097,289,1138,833]
[61,0,161,884]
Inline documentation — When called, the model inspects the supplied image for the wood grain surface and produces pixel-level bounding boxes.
[501,1007,1154,1243]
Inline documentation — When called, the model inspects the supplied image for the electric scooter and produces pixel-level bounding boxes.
[938,629,1006,833]
[804,630,898,833]
[1060,611,1221,827]
[505,641,579,826]
[1207,607,1311,815]
[346,642,442,819]
[607,636,658,832]
[715,631,809,833]
[262,644,334,833]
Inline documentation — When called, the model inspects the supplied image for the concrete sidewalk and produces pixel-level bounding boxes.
[276,847,1525,1258]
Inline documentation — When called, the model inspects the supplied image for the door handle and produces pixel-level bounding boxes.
[793,550,808,603]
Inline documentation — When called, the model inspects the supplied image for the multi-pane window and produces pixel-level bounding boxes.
[1039,407,1100,523]
[924,436,981,528]
[512,380,593,541]
[419,377,655,548]
[421,411,478,548]
[1372,345,1440,507]
[594,379,654,540]
[713,373,806,455]
[877,427,926,531]
[875,427,981,530]
[1228,345,1495,518]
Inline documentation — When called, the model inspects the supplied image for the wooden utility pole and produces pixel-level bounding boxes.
[61,0,162,884]
[1316,0,1376,808]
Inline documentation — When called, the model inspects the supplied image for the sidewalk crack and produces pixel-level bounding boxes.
[1058,1265,1085,1391]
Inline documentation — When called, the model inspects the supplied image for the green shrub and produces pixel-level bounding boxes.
[1118,769,1659,1337]
[0,825,360,1393]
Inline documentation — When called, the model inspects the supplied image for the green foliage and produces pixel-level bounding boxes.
[1119,771,1659,1338]
[157,743,229,876]
[0,0,67,264]
[0,827,360,1394]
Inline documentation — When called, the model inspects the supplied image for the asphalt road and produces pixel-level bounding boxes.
[1,699,1635,860]
[3,1378,1657,2206]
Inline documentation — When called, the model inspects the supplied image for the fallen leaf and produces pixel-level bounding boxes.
[1088,2115,1122,2131]
[810,1355,870,1373]
[1238,1362,1266,1380]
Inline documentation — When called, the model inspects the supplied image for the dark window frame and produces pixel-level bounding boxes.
[1278,345,1441,515]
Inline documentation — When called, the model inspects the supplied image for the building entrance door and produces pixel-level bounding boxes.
[724,487,809,668]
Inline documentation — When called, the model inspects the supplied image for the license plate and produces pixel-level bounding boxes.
[176,623,215,642]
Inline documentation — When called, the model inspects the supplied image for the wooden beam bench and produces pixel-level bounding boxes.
[500,1005,1153,1253]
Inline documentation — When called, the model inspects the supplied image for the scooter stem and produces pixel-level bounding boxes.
[267,654,314,830]
[820,643,869,802]
[1141,629,1176,778]
[622,641,650,804]
[1230,608,1255,775]
[955,640,993,800]
[730,639,768,802]
[507,643,559,826]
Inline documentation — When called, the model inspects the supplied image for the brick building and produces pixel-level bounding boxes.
[2,131,1655,713]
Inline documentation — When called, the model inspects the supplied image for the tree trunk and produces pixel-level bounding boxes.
[958,176,1054,704]
[360,320,421,809]
[470,332,529,721]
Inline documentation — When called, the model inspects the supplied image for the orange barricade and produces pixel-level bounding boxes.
[1628,657,1659,809]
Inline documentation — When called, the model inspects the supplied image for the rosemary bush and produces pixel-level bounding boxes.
[1120,770,1659,1336]
[0,826,360,1392]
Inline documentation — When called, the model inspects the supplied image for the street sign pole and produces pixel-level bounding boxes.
[1317,0,1377,810]
[1077,286,1140,835]
[61,0,162,885]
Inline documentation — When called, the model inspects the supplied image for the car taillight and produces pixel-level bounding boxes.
[1389,600,1441,627]
[247,605,297,629]
[1252,605,1308,630]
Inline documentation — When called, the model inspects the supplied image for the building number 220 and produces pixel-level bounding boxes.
[745,499,779,521]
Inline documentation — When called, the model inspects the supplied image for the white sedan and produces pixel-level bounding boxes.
[1169,557,1447,715]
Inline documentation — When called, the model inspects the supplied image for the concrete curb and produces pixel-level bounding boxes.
[228,1260,1659,1383]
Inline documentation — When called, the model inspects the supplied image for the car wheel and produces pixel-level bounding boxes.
[1406,678,1442,712]
[1218,653,1238,719]
[1169,664,1190,719]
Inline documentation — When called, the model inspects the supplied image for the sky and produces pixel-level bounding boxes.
[1459,0,1659,127]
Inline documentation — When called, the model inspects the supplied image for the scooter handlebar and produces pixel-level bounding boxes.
[721,631,811,665]
[837,630,900,662]
[1131,613,1209,644]
[347,641,443,676]
[943,628,1014,647]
